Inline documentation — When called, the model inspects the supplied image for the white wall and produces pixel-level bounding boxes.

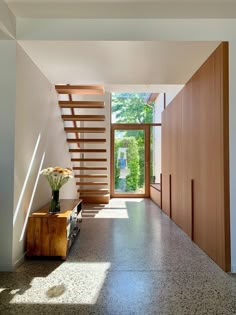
[13,45,77,267]
[0,41,16,271]
[229,41,236,272]
[0,0,16,39]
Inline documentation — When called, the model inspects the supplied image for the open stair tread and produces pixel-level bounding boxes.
[55,85,104,95]
[69,149,106,153]
[76,182,108,185]
[78,189,109,193]
[59,101,104,108]
[71,158,107,162]
[65,127,106,133]
[75,174,108,178]
[62,115,105,121]
[73,167,107,170]
[67,139,106,143]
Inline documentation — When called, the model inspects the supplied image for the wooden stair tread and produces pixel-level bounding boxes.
[78,189,109,193]
[75,174,108,178]
[80,195,110,204]
[67,139,106,143]
[69,149,106,153]
[59,101,104,108]
[79,193,109,196]
[73,167,107,170]
[71,158,107,162]
[76,182,108,186]
[62,115,105,121]
[65,127,106,133]
[55,85,104,95]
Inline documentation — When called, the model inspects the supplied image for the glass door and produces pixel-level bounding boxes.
[111,124,150,197]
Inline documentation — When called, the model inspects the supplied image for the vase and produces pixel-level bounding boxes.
[49,190,60,213]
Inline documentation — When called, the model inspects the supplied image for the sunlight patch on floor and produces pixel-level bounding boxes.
[10,262,111,305]
[82,208,129,219]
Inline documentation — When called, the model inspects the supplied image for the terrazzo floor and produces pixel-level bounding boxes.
[1,198,236,315]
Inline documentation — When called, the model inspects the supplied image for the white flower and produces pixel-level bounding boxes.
[41,166,73,190]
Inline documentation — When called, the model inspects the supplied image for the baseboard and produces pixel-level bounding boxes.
[13,252,26,270]
[231,265,236,273]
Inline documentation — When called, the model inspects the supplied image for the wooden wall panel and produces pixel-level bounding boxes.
[161,42,230,271]
[161,109,170,216]
[171,92,184,229]
[150,186,161,208]
[182,81,193,238]
[191,55,218,262]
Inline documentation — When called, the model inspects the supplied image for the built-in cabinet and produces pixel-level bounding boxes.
[161,42,230,271]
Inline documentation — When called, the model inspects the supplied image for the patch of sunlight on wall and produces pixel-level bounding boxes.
[19,152,45,241]
[10,262,111,305]
[13,134,41,225]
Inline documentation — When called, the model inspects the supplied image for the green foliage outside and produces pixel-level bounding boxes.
[115,137,140,191]
[124,130,145,187]
[112,93,154,124]
[112,93,155,189]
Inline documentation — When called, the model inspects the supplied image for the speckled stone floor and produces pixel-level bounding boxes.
[0,198,236,315]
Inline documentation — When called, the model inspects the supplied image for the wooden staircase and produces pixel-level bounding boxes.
[55,85,110,204]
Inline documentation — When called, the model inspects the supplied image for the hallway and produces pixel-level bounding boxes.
[0,198,236,314]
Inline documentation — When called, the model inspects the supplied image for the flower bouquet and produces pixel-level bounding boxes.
[41,166,73,213]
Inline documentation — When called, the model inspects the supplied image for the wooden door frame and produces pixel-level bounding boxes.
[111,124,150,198]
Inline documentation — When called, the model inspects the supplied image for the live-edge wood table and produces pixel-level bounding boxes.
[27,199,82,260]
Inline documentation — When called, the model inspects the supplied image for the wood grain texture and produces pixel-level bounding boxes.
[27,199,82,258]
[59,101,104,108]
[55,85,104,95]
[65,127,106,133]
[67,138,106,143]
[75,174,108,178]
[80,195,110,204]
[73,167,107,171]
[76,181,108,185]
[161,42,230,271]
[69,149,106,153]
[77,189,109,194]
[62,115,105,121]
[150,186,161,208]
[161,110,171,217]
[71,158,107,162]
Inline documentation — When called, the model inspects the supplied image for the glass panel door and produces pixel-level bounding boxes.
[111,125,149,197]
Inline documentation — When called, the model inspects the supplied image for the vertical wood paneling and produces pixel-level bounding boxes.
[171,92,184,229]
[161,109,171,216]
[182,81,193,238]
[192,51,218,262]
[161,42,230,271]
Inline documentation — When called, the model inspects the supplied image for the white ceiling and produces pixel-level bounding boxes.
[5,0,236,19]
[19,41,220,88]
[5,0,236,3]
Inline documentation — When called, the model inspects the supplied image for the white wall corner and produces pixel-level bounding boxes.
[0,40,17,271]
[13,251,26,270]
[0,0,16,39]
